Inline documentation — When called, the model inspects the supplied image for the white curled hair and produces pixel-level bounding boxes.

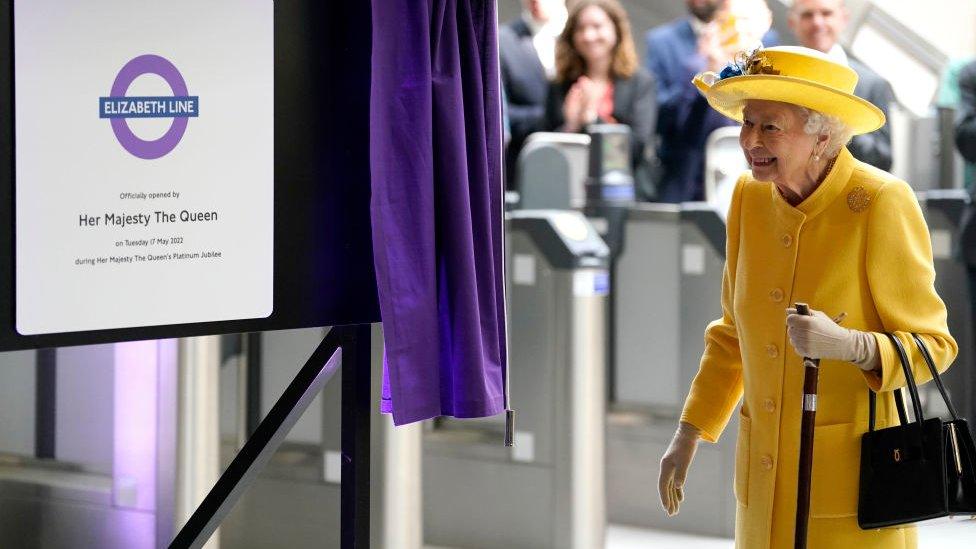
[797,106,854,158]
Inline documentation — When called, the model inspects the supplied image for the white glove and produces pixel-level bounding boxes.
[658,421,701,516]
[786,308,878,371]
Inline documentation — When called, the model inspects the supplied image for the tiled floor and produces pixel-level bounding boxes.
[607,524,731,548]
[606,521,976,548]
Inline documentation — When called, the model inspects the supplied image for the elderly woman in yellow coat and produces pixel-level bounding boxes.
[656,46,958,548]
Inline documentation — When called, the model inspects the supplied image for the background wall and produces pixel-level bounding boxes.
[847,0,976,60]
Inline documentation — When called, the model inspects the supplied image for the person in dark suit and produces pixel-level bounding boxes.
[954,59,976,424]
[646,0,779,203]
[956,61,976,165]
[788,0,895,171]
[499,0,567,189]
[544,0,658,200]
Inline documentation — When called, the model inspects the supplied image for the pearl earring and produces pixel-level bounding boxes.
[813,154,820,161]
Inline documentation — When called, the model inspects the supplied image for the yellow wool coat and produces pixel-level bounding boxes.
[681,148,958,549]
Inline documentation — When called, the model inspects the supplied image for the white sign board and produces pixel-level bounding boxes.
[15,0,274,334]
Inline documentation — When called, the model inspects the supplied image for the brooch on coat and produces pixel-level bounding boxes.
[847,186,871,212]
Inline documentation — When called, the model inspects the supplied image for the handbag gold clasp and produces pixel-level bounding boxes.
[894,448,901,462]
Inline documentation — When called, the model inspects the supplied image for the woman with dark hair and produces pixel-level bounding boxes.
[544,0,658,199]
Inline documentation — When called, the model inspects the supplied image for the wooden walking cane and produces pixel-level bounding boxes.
[794,303,818,549]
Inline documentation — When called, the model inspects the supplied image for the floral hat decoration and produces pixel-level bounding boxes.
[692,45,885,135]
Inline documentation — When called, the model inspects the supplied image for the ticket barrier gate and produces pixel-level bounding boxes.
[703,126,747,219]
[514,129,737,536]
[605,202,736,537]
[423,211,609,549]
[516,133,590,210]
[918,190,975,423]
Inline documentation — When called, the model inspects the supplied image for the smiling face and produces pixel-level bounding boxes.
[789,0,848,54]
[572,5,618,67]
[739,100,821,188]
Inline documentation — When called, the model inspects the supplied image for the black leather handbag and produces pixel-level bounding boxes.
[857,333,976,529]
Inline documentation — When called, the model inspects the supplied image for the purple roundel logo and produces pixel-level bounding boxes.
[99,55,199,160]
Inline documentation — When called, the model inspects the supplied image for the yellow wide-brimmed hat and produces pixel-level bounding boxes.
[692,46,885,135]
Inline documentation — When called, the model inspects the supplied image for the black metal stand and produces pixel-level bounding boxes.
[34,348,57,459]
[341,324,372,547]
[169,324,372,549]
[245,332,263,437]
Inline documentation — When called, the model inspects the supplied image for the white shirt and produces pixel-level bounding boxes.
[523,6,567,79]
[826,43,850,67]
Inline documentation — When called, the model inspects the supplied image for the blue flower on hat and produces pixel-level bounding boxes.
[719,63,743,80]
[716,47,777,82]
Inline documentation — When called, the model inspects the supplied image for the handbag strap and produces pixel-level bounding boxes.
[868,334,925,432]
[910,333,960,421]
[888,334,925,423]
[870,387,909,430]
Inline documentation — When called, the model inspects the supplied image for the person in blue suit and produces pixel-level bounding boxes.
[646,0,779,203]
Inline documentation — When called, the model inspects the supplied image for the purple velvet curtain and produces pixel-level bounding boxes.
[370,0,507,425]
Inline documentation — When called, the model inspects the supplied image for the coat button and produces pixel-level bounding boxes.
[763,398,776,412]
[761,455,774,470]
[769,288,784,302]
[766,344,779,358]
[782,234,793,247]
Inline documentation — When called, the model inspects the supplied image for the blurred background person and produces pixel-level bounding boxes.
[545,0,658,200]
[939,58,976,196]
[788,0,895,170]
[499,0,568,189]
[646,0,779,203]
[955,59,976,383]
